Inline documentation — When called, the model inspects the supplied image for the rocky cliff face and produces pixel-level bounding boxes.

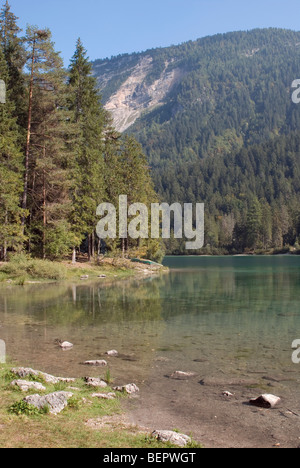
[93,54,183,132]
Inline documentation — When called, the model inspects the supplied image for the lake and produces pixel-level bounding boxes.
[1,256,300,446]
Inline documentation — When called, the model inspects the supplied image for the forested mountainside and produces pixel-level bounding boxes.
[93,28,300,254]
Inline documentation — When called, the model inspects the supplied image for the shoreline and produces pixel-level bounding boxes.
[124,363,300,449]
[1,349,299,448]
[0,257,169,286]
[0,362,190,448]
[0,251,298,287]
[0,360,201,449]
[1,256,299,448]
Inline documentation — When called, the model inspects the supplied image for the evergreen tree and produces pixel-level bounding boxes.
[246,198,263,250]
[108,134,163,259]
[260,201,272,249]
[22,27,53,229]
[0,1,26,128]
[23,26,74,258]
[67,38,108,262]
[0,44,24,259]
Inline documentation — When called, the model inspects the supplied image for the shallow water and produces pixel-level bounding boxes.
[0,256,300,398]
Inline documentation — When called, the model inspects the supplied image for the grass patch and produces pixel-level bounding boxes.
[0,255,138,285]
[9,400,48,417]
[0,254,67,282]
[0,252,168,285]
[0,363,196,448]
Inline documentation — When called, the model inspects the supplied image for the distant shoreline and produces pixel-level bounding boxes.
[0,256,168,286]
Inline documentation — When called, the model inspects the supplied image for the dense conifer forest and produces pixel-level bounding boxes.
[0,2,162,263]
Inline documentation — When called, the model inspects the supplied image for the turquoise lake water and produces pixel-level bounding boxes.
[0,256,299,394]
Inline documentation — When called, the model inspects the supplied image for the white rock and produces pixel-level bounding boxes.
[170,371,197,380]
[24,391,73,415]
[106,350,118,357]
[113,383,139,394]
[249,394,281,409]
[59,341,73,350]
[152,430,191,447]
[83,360,108,367]
[11,367,75,384]
[91,393,116,400]
[11,380,46,392]
[84,377,108,388]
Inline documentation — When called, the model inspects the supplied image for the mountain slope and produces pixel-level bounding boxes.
[93,28,300,160]
[92,28,300,253]
[93,54,184,132]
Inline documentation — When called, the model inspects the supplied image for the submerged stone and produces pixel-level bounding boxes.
[59,341,73,350]
[105,350,118,357]
[113,383,139,394]
[169,371,197,380]
[83,360,108,367]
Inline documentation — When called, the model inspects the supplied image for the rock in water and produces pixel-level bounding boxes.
[249,394,281,409]
[169,371,197,380]
[59,341,73,350]
[83,360,108,367]
[113,383,139,394]
[152,430,191,447]
[105,350,118,357]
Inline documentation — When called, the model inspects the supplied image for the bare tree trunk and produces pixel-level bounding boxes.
[42,167,46,260]
[27,168,36,254]
[91,231,95,259]
[3,211,7,261]
[87,234,91,262]
[72,247,76,264]
[87,233,95,261]
[3,243,7,262]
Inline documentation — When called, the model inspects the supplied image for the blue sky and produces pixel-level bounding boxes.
[6,0,300,65]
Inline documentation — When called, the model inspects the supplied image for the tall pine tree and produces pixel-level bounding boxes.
[67,38,108,262]
[0,44,24,259]
[23,26,74,258]
[0,1,26,129]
